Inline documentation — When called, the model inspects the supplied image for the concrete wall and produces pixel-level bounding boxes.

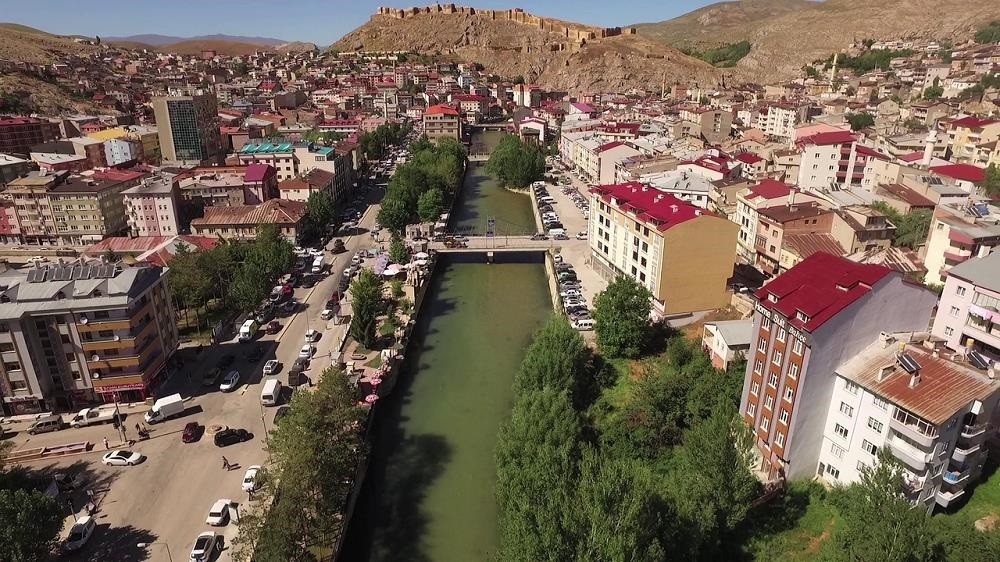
[658,215,739,315]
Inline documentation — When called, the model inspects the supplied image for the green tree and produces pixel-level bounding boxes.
[0,489,64,562]
[924,78,944,100]
[823,451,942,562]
[593,276,652,359]
[377,197,410,233]
[931,516,1000,562]
[228,262,269,313]
[871,202,931,249]
[388,232,408,264]
[305,190,335,229]
[846,112,875,131]
[486,134,545,189]
[514,315,591,402]
[496,387,582,562]
[974,21,1000,44]
[980,163,1000,198]
[348,269,382,349]
[668,406,759,559]
[417,187,445,222]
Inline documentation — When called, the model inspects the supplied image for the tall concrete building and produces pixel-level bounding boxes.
[152,95,222,164]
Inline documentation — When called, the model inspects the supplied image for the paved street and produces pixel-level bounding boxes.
[3,189,383,562]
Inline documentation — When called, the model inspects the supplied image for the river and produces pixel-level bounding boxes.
[452,130,536,235]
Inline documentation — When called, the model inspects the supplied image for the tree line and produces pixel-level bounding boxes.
[681,41,752,68]
[0,441,64,562]
[376,136,465,233]
[358,122,412,161]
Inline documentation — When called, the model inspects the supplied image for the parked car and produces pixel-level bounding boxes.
[62,516,96,552]
[265,320,281,334]
[553,233,569,241]
[560,289,583,298]
[281,299,298,313]
[182,422,203,443]
[214,428,252,447]
[262,359,280,376]
[102,449,144,466]
[331,239,346,253]
[298,344,317,359]
[242,465,262,492]
[304,329,321,343]
[290,357,310,375]
[553,254,563,263]
[206,499,233,526]
[321,308,336,320]
[189,531,221,562]
[530,234,548,241]
[219,370,241,393]
[576,231,588,240]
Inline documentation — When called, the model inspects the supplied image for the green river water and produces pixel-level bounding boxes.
[341,130,551,561]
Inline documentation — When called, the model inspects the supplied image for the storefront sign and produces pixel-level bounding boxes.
[94,382,146,393]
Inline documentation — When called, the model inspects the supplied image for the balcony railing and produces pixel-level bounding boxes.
[887,434,933,469]
[952,443,981,464]
[961,423,988,439]
[936,489,965,508]
[942,469,971,486]
[891,409,938,446]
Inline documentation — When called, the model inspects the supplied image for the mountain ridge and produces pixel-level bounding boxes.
[104,33,288,47]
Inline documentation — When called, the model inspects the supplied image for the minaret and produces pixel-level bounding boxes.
[922,129,937,167]
[829,52,839,84]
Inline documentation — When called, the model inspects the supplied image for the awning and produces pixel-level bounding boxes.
[948,229,976,245]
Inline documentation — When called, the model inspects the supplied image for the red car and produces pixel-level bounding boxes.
[265,321,281,334]
[182,422,203,443]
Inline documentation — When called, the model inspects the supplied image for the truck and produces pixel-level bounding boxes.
[238,319,259,342]
[144,393,185,424]
[69,407,119,428]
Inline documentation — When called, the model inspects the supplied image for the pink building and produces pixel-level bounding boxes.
[123,174,181,237]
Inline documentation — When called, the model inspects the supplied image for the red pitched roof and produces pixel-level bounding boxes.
[598,141,624,152]
[425,104,459,116]
[950,116,999,129]
[798,131,857,146]
[854,145,890,160]
[755,253,891,332]
[244,163,274,183]
[735,152,764,165]
[747,179,794,200]
[930,163,986,183]
[589,182,712,231]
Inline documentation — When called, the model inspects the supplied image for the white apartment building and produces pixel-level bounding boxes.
[931,250,1000,362]
[796,131,888,192]
[122,174,181,237]
[734,180,820,263]
[818,335,1000,513]
[756,103,802,140]
[237,141,297,180]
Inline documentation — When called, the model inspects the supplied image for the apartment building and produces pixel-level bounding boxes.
[0,260,178,414]
[123,174,181,237]
[588,182,738,316]
[756,103,808,140]
[931,250,1000,363]
[278,169,336,202]
[796,131,888,191]
[754,202,833,275]
[87,125,161,165]
[176,165,278,207]
[2,169,142,245]
[677,105,733,144]
[191,198,306,241]
[423,104,462,142]
[923,201,1000,285]
[152,94,223,164]
[0,116,60,155]
[0,154,33,187]
[830,205,895,254]
[818,334,999,512]
[237,142,297,180]
[734,180,821,263]
[292,143,354,204]
[739,253,938,481]
[946,116,1000,166]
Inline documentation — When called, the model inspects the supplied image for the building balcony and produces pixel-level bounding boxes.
[902,470,928,495]
[962,325,1000,353]
[887,434,933,471]
[942,468,971,486]
[943,250,972,264]
[951,443,981,464]
[936,489,965,508]
[890,410,938,448]
[961,422,988,440]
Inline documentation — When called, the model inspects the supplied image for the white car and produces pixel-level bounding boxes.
[576,231,588,240]
[219,370,241,392]
[299,344,317,359]
[320,308,336,320]
[242,465,262,492]
[63,516,96,551]
[189,531,221,562]
[262,360,280,376]
[206,499,233,526]
[560,289,583,298]
[308,248,324,257]
[102,449,143,466]
[304,329,321,343]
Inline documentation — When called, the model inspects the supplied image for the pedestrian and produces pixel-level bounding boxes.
[102,436,109,450]
[222,456,230,470]
[135,423,141,434]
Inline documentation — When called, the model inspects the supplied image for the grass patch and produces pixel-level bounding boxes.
[365,354,383,369]
[739,481,839,561]
[177,301,230,342]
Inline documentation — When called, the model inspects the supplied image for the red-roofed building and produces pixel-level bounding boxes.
[930,163,986,193]
[796,131,888,191]
[735,151,766,181]
[589,182,738,315]
[739,252,938,482]
[735,180,823,262]
[423,104,462,142]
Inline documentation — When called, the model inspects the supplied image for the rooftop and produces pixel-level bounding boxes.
[590,182,713,232]
[837,338,999,426]
[425,104,459,116]
[930,163,986,183]
[950,116,999,129]
[755,252,891,332]
[239,141,294,155]
[946,250,1000,294]
[746,179,795,201]
[758,201,830,223]
[797,130,857,147]
[192,198,306,228]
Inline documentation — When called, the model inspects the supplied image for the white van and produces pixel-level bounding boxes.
[238,319,258,342]
[261,379,282,407]
[311,256,324,274]
[573,318,595,331]
[547,228,566,237]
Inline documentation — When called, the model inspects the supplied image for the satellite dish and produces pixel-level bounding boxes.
[91,354,100,362]
[113,335,120,342]
[80,316,89,324]
[92,371,101,379]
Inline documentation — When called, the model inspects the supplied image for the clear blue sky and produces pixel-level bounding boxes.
[2,0,717,45]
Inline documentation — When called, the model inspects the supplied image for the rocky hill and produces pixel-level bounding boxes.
[635,0,1000,82]
[334,5,717,93]
[0,23,99,65]
[105,33,288,47]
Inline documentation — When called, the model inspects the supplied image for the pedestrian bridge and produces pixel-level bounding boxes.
[429,235,586,253]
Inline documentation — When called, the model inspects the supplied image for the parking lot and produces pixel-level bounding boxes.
[1,185,385,562]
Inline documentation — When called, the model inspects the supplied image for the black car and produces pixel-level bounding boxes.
[331,240,346,254]
[245,345,264,363]
[214,428,252,447]
[553,233,570,241]
[301,276,317,288]
[216,354,235,370]
[289,357,310,375]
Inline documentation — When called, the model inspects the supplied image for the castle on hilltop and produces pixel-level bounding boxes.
[375,4,637,44]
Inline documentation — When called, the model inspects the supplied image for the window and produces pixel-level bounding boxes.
[0,342,14,352]
[857,460,867,472]
[768,372,778,388]
[9,380,27,391]
[776,432,785,447]
[758,337,767,352]
[760,417,770,432]
[3,361,21,372]
[845,381,859,395]
[747,403,756,417]
[792,339,803,355]
[873,396,888,411]
[761,316,771,330]
[789,363,800,379]
[784,387,794,402]
[834,423,849,439]
[776,327,786,342]
[772,350,783,366]
[840,402,854,418]
[862,440,878,456]
[753,359,763,374]
[944,326,954,336]
[867,417,884,433]
[779,409,789,425]
[831,443,845,459]
[764,394,774,410]
[949,306,960,318]
[751,381,760,395]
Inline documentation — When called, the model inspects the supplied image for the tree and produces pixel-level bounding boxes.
[304,190,335,229]
[871,202,931,249]
[980,163,1000,198]
[846,112,875,131]
[592,276,652,359]
[974,21,1000,44]
[0,489,64,562]
[924,78,944,100]
[388,232,409,265]
[377,197,410,234]
[668,406,759,559]
[417,187,445,223]
[348,269,382,349]
[486,134,545,189]
[496,387,582,562]
[823,451,942,562]
[228,262,269,313]
[514,315,591,402]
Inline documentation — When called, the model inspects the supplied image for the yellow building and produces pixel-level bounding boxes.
[589,182,739,316]
[87,125,161,164]
[946,116,1000,166]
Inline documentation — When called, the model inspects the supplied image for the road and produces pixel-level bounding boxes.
[4,187,384,562]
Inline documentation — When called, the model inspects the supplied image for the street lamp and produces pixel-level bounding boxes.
[136,542,174,562]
